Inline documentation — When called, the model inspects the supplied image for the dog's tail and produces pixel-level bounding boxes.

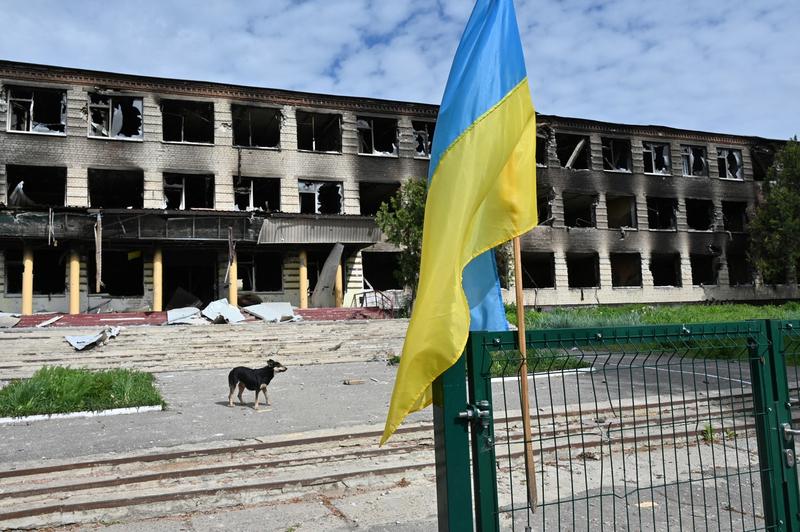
[227,368,237,387]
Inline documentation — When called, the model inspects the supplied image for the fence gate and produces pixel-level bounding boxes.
[434,320,800,531]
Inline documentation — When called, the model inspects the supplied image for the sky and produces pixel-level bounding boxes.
[1,0,798,139]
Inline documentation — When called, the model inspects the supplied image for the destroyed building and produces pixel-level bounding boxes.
[0,60,793,314]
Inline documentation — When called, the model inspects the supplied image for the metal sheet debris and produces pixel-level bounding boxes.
[64,327,121,351]
[243,302,298,323]
[166,307,202,325]
[0,313,21,328]
[201,299,246,324]
[36,315,63,328]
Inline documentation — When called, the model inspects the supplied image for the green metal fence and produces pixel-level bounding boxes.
[434,319,800,531]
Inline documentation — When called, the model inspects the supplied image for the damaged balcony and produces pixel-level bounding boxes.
[257,213,381,245]
[163,173,214,210]
[647,197,677,230]
[232,105,281,149]
[357,116,398,156]
[161,100,214,144]
[6,165,66,207]
[606,195,637,229]
[521,252,555,289]
[6,86,67,134]
[650,253,682,287]
[412,121,435,158]
[681,145,708,176]
[296,111,341,152]
[642,142,671,175]
[602,137,632,172]
[88,94,143,140]
[299,180,342,215]
[563,192,597,228]
[610,253,642,287]
[717,148,743,180]
[555,133,590,170]
[89,169,144,209]
[359,182,400,216]
[685,199,715,231]
[233,176,280,212]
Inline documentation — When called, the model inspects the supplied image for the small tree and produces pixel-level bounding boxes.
[375,177,427,298]
[749,138,800,283]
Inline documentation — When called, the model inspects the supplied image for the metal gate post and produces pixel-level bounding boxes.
[766,320,800,530]
[466,333,500,532]
[433,354,475,532]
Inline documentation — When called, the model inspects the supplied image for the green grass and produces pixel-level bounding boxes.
[0,366,165,418]
[506,302,800,330]
[490,349,591,378]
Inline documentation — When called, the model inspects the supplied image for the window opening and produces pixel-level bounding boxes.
[163,173,214,209]
[606,195,637,228]
[722,201,748,232]
[685,199,715,231]
[362,251,403,290]
[647,197,677,230]
[563,192,597,228]
[6,165,66,207]
[555,133,590,169]
[690,254,718,286]
[681,145,708,176]
[357,116,398,156]
[602,137,632,172]
[650,253,682,287]
[298,180,342,214]
[412,120,435,158]
[717,148,743,179]
[233,177,280,211]
[238,252,283,292]
[87,250,144,296]
[521,252,555,288]
[610,253,642,287]
[161,100,214,143]
[88,94,143,139]
[727,254,752,286]
[7,87,67,134]
[642,142,671,174]
[89,169,144,209]
[296,111,341,152]
[566,253,600,288]
[232,105,281,148]
[359,182,400,216]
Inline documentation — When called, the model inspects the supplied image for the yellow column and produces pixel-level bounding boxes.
[228,252,238,306]
[334,263,344,308]
[152,248,163,312]
[299,250,309,309]
[68,249,80,315]
[21,247,33,316]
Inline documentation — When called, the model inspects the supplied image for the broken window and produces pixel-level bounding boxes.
[521,252,555,288]
[563,192,597,228]
[722,201,748,232]
[606,195,637,229]
[555,133,590,170]
[161,100,214,143]
[357,116,398,156]
[751,146,775,181]
[602,137,632,172]
[87,250,144,296]
[233,176,280,211]
[685,199,715,231]
[6,165,66,207]
[238,252,283,292]
[681,145,708,176]
[4,248,65,294]
[163,173,214,210]
[362,251,403,290]
[566,253,600,288]
[537,189,554,225]
[690,254,718,286]
[650,253,682,287]
[727,254,752,286]
[642,142,671,174]
[88,94,143,139]
[647,197,677,230]
[536,127,550,167]
[89,169,144,209]
[717,148,743,179]
[359,182,400,216]
[296,111,341,152]
[412,120,435,158]
[299,180,342,214]
[231,105,281,148]
[7,87,67,134]
[610,253,642,287]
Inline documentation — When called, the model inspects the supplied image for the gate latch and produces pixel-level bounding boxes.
[458,400,491,430]
[781,423,800,443]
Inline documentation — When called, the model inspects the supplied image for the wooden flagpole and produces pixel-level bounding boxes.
[513,236,538,511]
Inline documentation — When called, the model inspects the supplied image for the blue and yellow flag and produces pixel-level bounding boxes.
[382,0,537,444]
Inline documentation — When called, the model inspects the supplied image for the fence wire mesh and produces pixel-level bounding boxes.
[471,322,778,531]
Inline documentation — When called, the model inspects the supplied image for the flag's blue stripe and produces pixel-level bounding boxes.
[428,0,527,177]
[426,0,528,332]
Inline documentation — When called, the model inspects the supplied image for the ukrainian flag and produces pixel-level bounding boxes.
[382,0,537,444]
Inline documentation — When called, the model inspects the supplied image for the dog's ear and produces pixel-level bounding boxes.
[267,359,275,366]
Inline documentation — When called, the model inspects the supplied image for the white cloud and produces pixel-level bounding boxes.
[0,0,796,138]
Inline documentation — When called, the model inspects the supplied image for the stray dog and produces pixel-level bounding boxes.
[227,359,287,409]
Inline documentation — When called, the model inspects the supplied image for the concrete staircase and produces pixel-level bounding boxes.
[0,319,409,380]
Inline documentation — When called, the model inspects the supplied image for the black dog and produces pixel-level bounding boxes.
[227,359,287,409]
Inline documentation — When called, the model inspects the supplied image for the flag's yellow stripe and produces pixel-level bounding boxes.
[381,78,537,444]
